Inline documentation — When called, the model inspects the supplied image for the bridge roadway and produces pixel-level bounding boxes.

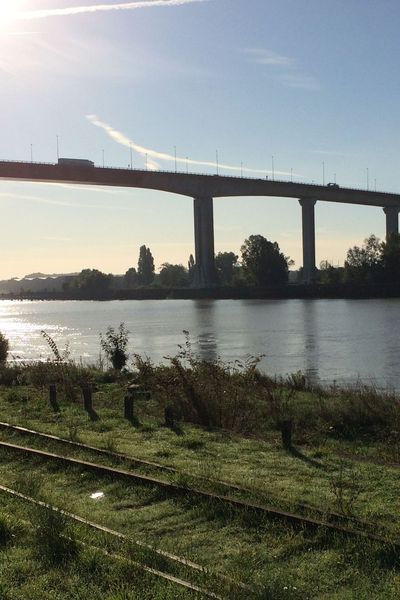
[1,160,400,286]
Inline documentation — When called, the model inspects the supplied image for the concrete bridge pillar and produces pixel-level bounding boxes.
[299,198,317,283]
[192,196,217,288]
[383,206,400,238]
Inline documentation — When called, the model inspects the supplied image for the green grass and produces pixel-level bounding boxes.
[0,360,400,598]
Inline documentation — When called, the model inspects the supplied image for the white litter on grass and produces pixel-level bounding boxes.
[90,491,104,500]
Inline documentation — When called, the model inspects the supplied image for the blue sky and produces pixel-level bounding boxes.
[0,0,400,278]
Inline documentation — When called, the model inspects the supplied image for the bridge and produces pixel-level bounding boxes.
[1,159,400,287]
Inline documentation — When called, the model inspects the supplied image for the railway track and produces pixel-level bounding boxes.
[0,435,398,550]
[0,483,227,599]
[0,420,390,534]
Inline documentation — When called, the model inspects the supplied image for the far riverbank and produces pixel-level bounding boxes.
[3,282,400,301]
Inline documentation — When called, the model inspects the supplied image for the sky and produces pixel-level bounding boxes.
[1,0,400,278]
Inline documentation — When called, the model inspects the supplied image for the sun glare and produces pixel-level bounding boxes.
[0,1,22,28]
[0,4,16,20]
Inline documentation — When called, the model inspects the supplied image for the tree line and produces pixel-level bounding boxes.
[62,236,292,296]
[60,232,400,297]
[319,233,400,285]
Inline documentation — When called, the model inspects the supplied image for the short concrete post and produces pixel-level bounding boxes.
[49,384,59,412]
[124,384,141,425]
[82,385,93,414]
[164,406,175,430]
[124,394,134,421]
[280,419,293,449]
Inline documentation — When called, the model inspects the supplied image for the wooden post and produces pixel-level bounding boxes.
[49,384,59,412]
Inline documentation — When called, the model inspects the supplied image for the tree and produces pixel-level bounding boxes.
[68,269,112,298]
[158,263,189,287]
[187,254,195,284]
[215,251,239,285]
[381,233,400,282]
[124,267,139,289]
[344,234,383,283]
[240,234,292,286]
[137,245,155,286]
[318,260,343,284]
[100,323,130,370]
[0,332,9,365]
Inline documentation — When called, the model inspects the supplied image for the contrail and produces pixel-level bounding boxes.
[13,0,209,20]
[87,114,294,177]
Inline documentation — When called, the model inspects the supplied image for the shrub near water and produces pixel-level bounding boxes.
[0,331,9,365]
[100,323,130,371]
[133,337,400,444]
[134,333,272,432]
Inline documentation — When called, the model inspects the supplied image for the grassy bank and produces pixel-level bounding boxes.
[0,347,400,598]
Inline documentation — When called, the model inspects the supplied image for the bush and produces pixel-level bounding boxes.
[0,332,9,365]
[164,333,269,432]
[100,323,130,371]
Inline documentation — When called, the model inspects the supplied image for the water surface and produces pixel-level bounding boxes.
[0,298,399,389]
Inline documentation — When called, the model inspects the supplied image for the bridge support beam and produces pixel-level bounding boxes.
[299,198,317,284]
[383,206,400,238]
[192,196,217,288]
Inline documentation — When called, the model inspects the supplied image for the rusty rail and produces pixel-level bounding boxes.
[0,439,398,549]
[0,420,393,535]
[0,484,224,599]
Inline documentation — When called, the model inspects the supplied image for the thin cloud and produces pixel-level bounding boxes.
[0,31,41,36]
[87,114,298,178]
[244,47,320,92]
[309,149,351,157]
[279,73,321,91]
[0,192,135,211]
[245,48,294,67]
[13,0,209,20]
[30,181,129,194]
[43,236,73,242]
[0,192,78,208]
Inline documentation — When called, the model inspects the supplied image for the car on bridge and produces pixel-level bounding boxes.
[327,182,339,188]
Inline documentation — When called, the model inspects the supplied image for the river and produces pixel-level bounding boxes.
[0,298,399,389]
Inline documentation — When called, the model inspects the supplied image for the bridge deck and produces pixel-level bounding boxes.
[0,160,399,207]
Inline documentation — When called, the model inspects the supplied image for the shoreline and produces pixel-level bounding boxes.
[2,282,400,301]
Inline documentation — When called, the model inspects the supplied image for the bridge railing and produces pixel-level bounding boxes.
[0,158,395,196]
